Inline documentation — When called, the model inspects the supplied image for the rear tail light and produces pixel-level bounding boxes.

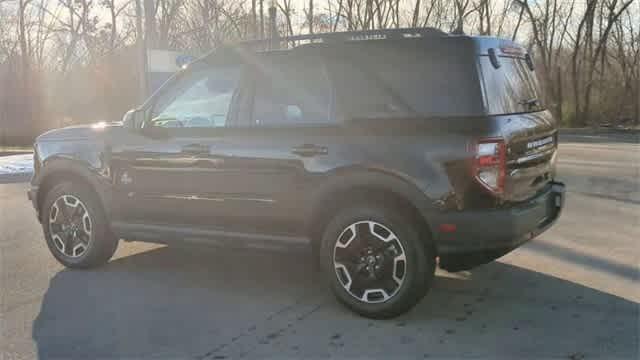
[472,139,506,195]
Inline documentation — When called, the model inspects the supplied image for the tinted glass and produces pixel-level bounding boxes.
[151,66,240,128]
[252,56,331,126]
[480,56,544,115]
[326,42,483,120]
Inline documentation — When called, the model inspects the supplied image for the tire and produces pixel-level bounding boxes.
[42,181,118,269]
[320,203,436,319]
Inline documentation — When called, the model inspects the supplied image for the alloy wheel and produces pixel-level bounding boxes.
[333,221,407,303]
[48,195,92,258]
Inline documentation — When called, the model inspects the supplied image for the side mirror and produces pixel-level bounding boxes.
[139,116,173,139]
[122,109,146,131]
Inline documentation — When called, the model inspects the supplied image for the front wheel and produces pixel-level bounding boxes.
[42,182,118,269]
[320,204,436,319]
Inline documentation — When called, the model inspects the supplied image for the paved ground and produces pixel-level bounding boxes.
[0,134,638,359]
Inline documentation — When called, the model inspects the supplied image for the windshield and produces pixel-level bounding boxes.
[480,56,544,115]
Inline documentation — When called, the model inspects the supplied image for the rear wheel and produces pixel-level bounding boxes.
[42,182,118,268]
[320,204,436,318]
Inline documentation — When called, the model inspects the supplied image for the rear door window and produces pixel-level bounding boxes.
[251,55,332,126]
[480,56,544,115]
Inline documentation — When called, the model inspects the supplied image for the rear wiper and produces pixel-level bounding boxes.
[519,98,540,110]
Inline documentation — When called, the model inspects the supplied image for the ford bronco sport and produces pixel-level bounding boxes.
[28,28,565,318]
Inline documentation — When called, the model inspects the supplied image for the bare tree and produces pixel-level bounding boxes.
[17,0,33,79]
[308,0,313,33]
[101,0,132,51]
[582,0,635,125]
[453,0,471,33]
[155,0,182,48]
[277,0,295,38]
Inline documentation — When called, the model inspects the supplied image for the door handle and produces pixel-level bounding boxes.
[291,144,328,157]
[181,144,209,154]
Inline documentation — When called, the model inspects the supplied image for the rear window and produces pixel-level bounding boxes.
[480,56,544,115]
[326,42,484,120]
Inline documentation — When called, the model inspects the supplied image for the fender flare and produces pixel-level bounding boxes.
[305,167,438,235]
[34,157,113,220]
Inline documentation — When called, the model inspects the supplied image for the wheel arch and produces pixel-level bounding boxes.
[35,158,112,222]
[306,168,438,257]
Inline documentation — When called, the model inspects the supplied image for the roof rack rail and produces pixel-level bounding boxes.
[239,27,447,50]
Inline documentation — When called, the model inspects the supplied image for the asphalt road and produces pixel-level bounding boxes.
[1,134,638,359]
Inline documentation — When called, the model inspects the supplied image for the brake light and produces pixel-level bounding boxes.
[500,46,525,56]
[472,139,506,195]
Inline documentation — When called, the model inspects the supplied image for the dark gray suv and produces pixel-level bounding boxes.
[28,28,565,318]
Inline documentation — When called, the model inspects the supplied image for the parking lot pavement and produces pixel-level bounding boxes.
[1,135,638,359]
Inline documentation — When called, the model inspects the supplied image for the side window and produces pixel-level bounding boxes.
[326,44,484,119]
[327,57,407,120]
[151,66,240,128]
[252,57,331,126]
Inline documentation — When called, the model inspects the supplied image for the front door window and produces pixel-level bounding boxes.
[151,66,241,129]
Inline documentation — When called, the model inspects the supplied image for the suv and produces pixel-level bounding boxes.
[28,28,565,318]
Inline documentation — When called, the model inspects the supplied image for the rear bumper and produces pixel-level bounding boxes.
[434,181,565,270]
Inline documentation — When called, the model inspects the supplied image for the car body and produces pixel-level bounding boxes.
[28,28,565,318]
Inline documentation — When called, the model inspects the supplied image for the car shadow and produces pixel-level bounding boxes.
[32,245,639,359]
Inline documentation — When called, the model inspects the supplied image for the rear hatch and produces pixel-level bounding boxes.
[501,111,557,202]
[478,43,558,202]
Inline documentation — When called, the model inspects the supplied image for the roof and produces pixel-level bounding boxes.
[199,28,528,66]
[242,27,448,50]
[240,28,525,56]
